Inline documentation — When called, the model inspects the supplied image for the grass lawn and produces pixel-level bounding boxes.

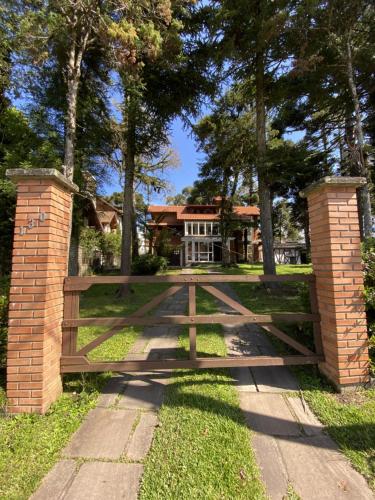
[0,281,169,499]
[78,282,169,360]
[140,287,266,500]
[294,368,375,491]
[211,263,375,492]
[1,263,374,496]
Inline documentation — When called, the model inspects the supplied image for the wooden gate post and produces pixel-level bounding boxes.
[6,169,78,413]
[301,176,371,391]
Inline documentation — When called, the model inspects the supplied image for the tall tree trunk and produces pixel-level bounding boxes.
[346,35,372,238]
[64,75,79,181]
[65,53,80,275]
[220,170,231,266]
[63,27,89,181]
[63,29,90,275]
[119,94,136,295]
[255,39,276,275]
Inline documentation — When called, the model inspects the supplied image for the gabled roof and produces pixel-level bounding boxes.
[97,211,117,225]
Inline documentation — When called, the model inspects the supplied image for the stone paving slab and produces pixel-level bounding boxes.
[277,436,374,499]
[64,462,143,500]
[240,393,303,437]
[287,396,324,436]
[251,433,289,499]
[251,366,299,393]
[230,367,257,392]
[127,412,159,461]
[63,408,137,459]
[117,377,165,410]
[31,460,77,500]
[97,375,129,408]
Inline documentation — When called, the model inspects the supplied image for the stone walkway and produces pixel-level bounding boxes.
[32,287,187,500]
[215,283,374,500]
[32,279,374,500]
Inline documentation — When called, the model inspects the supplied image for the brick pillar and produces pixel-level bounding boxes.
[301,176,370,391]
[6,169,78,414]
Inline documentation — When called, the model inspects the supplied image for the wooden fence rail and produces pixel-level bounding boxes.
[61,273,324,373]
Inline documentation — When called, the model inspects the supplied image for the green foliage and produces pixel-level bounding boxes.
[100,230,121,257]
[0,276,9,370]
[154,227,178,258]
[0,373,110,499]
[131,254,168,275]
[273,199,300,242]
[362,237,375,369]
[79,227,102,257]
[0,107,61,276]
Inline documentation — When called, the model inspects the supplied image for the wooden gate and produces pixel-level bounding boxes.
[61,274,324,373]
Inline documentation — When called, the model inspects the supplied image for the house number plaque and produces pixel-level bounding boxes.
[19,212,47,236]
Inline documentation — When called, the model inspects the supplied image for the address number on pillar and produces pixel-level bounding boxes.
[19,212,47,236]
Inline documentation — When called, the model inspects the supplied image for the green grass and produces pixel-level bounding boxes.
[294,368,375,491]
[182,264,375,491]
[209,264,375,491]
[140,287,266,500]
[189,263,312,275]
[0,373,111,500]
[0,281,169,500]
[78,282,169,360]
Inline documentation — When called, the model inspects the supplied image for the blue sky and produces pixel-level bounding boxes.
[101,115,205,203]
[101,119,305,203]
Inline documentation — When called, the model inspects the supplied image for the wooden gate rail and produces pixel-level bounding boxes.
[61,274,324,373]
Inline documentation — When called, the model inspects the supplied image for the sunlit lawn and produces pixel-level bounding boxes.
[78,282,170,361]
[0,281,170,499]
[1,263,374,496]
[140,287,266,500]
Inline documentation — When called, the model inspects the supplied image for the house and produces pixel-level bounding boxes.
[273,241,307,264]
[82,197,123,234]
[147,198,260,266]
[70,196,123,276]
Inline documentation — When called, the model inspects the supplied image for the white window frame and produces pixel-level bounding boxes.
[184,221,220,236]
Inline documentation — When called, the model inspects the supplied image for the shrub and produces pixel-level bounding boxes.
[100,231,121,257]
[132,254,168,275]
[0,277,10,369]
[79,227,102,257]
[362,237,375,372]
[154,228,177,258]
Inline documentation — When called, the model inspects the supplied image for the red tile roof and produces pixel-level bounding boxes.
[148,204,259,221]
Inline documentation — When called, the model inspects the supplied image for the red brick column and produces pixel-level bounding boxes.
[301,176,370,391]
[6,169,78,413]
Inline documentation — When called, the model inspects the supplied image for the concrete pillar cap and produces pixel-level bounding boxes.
[299,176,366,198]
[6,168,79,193]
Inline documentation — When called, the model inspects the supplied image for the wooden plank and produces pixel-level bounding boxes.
[188,284,197,359]
[62,292,79,355]
[61,354,324,373]
[201,284,316,357]
[74,285,184,356]
[63,312,320,328]
[201,284,253,315]
[76,325,124,356]
[64,273,314,291]
[309,279,324,356]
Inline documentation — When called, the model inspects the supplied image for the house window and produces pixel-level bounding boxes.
[184,221,220,236]
[189,241,213,262]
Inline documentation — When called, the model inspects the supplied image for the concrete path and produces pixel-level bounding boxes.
[214,283,374,500]
[31,287,187,500]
